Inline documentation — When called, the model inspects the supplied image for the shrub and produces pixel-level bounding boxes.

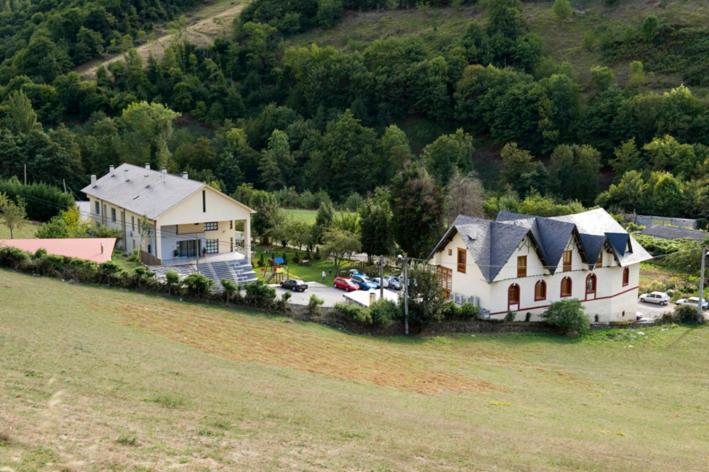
[165,271,180,295]
[505,311,517,322]
[244,281,276,307]
[460,303,480,319]
[221,279,237,302]
[370,300,399,327]
[335,303,372,325]
[307,294,324,317]
[673,304,701,324]
[542,300,590,337]
[0,247,30,269]
[98,262,122,285]
[182,273,213,298]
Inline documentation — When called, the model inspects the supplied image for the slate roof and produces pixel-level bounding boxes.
[638,225,708,242]
[430,208,652,282]
[82,163,228,220]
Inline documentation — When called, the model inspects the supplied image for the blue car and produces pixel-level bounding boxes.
[351,275,377,290]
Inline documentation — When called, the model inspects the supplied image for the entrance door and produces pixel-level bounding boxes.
[177,240,199,257]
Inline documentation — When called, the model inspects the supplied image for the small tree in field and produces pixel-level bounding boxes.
[321,228,361,276]
[553,0,572,20]
[542,300,590,337]
[0,194,27,239]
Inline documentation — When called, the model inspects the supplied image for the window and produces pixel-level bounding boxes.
[622,267,629,287]
[437,266,453,299]
[131,216,135,231]
[596,250,603,266]
[517,256,527,277]
[111,208,116,223]
[230,237,234,252]
[447,249,452,256]
[204,222,218,231]
[586,274,597,297]
[457,248,466,273]
[202,190,206,212]
[560,277,572,297]
[230,220,233,230]
[205,239,219,254]
[562,250,572,272]
[508,284,520,306]
[534,280,546,301]
[95,201,100,214]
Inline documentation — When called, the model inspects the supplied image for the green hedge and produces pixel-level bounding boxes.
[0,179,74,222]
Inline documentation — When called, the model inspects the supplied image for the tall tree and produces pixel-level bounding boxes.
[359,189,394,261]
[119,101,180,170]
[0,194,27,239]
[390,163,444,259]
[445,172,485,224]
[548,144,601,205]
[3,90,38,134]
[499,143,546,196]
[423,129,475,187]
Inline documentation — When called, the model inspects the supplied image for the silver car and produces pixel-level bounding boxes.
[676,297,708,310]
[639,291,670,306]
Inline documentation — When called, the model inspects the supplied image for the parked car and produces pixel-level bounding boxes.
[386,276,402,291]
[347,269,362,277]
[281,279,308,292]
[676,297,708,310]
[350,274,378,290]
[639,291,670,306]
[334,277,358,292]
[371,277,387,288]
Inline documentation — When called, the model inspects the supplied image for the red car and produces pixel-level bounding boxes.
[334,276,358,292]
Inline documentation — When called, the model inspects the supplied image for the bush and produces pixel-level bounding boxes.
[542,300,590,337]
[335,303,372,325]
[221,279,237,302]
[182,273,213,298]
[166,271,180,294]
[505,311,517,322]
[244,281,276,307]
[307,294,324,317]
[673,304,701,324]
[369,300,398,327]
[0,247,30,269]
[442,302,480,320]
[0,179,73,222]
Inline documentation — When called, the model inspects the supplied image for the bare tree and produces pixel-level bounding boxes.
[445,172,485,224]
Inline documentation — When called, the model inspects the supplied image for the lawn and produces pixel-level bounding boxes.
[0,221,40,239]
[1,269,707,470]
[282,208,354,225]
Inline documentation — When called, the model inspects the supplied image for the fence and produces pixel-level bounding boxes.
[632,215,697,229]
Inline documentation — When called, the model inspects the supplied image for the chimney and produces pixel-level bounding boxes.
[161,168,167,182]
[90,175,97,185]
[369,291,376,306]
[145,163,150,170]
[144,163,150,177]
[181,171,189,179]
[109,165,115,173]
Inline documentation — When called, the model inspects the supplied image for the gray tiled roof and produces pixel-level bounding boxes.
[82,163,203,219]
[430,208,652,282]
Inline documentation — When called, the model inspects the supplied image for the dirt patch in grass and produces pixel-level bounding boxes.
[117,301,502,395]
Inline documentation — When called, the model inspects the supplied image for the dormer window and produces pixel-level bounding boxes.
[596,251,603,266]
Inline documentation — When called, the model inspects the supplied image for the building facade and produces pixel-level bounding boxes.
[82,164,254,264]
[429,209,652,322]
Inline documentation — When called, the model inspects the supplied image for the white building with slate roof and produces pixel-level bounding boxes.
[82,163,255,265]
[429,209,653,322]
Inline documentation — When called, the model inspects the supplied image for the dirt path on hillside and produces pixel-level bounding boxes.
[75,1,247,79]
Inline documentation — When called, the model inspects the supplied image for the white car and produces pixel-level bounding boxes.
[639,291,670,306]
[676,297,708,310]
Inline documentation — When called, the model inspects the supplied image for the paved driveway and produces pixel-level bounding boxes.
[272,282,350,307]
[636,300,674,320]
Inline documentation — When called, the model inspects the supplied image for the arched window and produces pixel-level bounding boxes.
[508,284,520,307]
[560,277,572,298]
[585,273,597,298]
[622,267,629,287]
[534,280,547,301]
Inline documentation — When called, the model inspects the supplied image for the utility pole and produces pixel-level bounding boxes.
[699,245,707,324]
[400,255,409,336]
[379,255,384,302]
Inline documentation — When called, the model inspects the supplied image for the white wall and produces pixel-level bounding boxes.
[157,187,251,226]
[432,231,642,322]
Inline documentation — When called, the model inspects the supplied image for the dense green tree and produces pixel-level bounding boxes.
[648,171,685,217]
[379,124,413,182]
[3,90,39,134]
[359,189,394,260]
[610,138,643,176]
[552,0,572,20]
[119,101,180,170]
[499,142,546,196]
[423,129,474,187]
[390,163,444,258]
[596,170,648,213]
[548,144,601,205]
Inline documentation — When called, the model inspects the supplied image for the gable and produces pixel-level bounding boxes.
[157,186,252,225]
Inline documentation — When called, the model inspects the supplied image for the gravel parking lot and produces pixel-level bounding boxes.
[273,282,402,308]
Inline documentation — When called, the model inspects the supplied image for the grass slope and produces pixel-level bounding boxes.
[0,221,39,239]
[1,269,708,470]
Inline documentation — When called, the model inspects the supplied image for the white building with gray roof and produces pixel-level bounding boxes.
[429,208,653,322]
[82,163,255,267]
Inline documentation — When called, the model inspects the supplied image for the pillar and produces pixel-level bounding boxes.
[244,217,251,263]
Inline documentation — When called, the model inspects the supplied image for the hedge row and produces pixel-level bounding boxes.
[0,179,74,222]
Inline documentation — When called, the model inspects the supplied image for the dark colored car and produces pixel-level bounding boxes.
[351,274,378,290]
[281,279,308,292]
[334,276,358,292]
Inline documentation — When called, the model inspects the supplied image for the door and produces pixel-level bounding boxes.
[437,266,452,299]
[177,240,199,257]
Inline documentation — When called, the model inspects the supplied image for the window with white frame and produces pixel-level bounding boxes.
[111,208,117,222]
[205,239,219,254]
[204,222,218,231]
[95,201,100,214]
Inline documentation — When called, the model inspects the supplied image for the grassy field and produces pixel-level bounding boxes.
[1,269,707,470]
[0,221,39,239]
[281,208,355,225]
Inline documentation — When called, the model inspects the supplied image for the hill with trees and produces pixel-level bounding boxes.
[0,0,707,255]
